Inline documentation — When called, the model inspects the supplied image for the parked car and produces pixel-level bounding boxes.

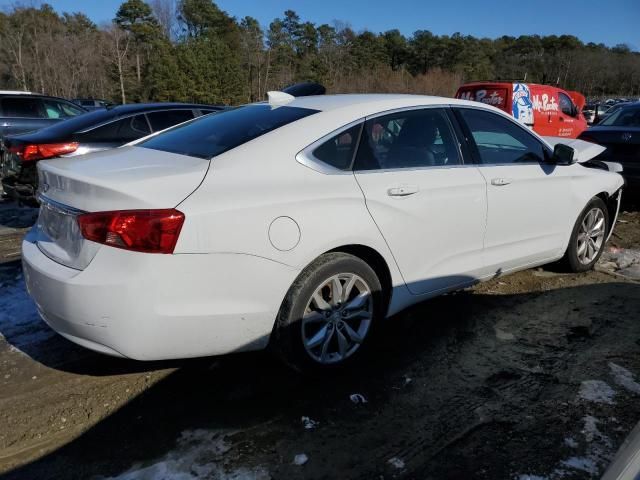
[0,90,87,139]
[455,82,588,138]
[71,98,115,111]
[579,102,640,192]
[22,93,623,370]
[594,101,636,125]
[1,102,223,203]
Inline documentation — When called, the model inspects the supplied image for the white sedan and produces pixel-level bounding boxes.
[22,93,624,369]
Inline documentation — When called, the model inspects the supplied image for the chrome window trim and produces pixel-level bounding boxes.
[76,108,196,134]
[297,104,466,175]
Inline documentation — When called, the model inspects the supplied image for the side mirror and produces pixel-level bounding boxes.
[551,143,576,165]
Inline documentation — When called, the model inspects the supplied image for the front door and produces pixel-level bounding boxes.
[353,107,487,295]
[454,107,574,274]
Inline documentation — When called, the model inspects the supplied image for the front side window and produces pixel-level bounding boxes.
[354,108,461,171]
[311,123,362,170]
[457,108,546,165]
[147,109,194,132]
[1,97,44,118]
[140,104,318,159]
[558,93,575,117]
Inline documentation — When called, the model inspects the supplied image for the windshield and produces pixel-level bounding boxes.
[139,104,319,159]
[599,105,640,127]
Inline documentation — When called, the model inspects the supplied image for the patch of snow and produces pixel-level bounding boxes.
[101,429,269,480]
[578,380,616,404]
[564,437,578,449]
[495,327,516,341]
[609,363,640,394]
[388,457,405,470]
[521,416,614,480]
[560,456,598,475]
[301,416,318,430]
[0,268,55,353]
[293,454,308,466]
[349,393,367,404]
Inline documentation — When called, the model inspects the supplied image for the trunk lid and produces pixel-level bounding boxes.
[33,145,209,270]
[37,145,210,211]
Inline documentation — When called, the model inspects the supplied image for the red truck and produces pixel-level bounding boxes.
[455,82,588,138]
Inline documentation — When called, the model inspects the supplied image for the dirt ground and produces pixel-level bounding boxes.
[0,199,639,480]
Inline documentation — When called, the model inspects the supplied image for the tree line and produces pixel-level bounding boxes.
[0,0,638,106]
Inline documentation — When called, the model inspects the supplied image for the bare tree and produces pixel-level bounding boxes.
[105,24,131,104]
[150,0,176,39]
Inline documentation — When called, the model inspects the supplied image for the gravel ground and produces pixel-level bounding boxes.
[0,200,639,480]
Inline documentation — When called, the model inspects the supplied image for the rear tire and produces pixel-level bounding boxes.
[563,197,609,272]
[272,252,385,372]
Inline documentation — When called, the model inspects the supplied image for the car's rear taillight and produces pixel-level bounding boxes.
[77,209,185,254]
[9,142,79,162]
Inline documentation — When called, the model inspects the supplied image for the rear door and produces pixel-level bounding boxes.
[353,106,487,295]
[454,106,573,273]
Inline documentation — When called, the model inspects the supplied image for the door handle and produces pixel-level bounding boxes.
[387,184,419,197]
[491,178,512,186]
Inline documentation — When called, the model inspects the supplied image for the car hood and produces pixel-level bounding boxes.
[542,137,606,163]
[37,145,210,212]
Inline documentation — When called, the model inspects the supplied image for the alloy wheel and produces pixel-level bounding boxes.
[577,207,606,265]
[301,273,373,364]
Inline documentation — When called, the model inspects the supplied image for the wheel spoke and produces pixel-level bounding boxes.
[342,275,357,303]
[344,310,372,322]
[336,330,348,358]
[303,311,325,324]
[320,327,334,362]
[331,276,343,306]
[342,321,364,343]
[345,292,369,310]
[307,325,328,349]
[312,291,331,311]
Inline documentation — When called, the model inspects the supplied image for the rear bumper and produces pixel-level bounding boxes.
[22,233,300,360]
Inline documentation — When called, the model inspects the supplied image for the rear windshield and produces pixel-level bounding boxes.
[139,104,319,159]
[598,105,640,127]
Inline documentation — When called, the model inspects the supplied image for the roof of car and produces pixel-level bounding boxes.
[280,94,483,113]
[105,102,224,114]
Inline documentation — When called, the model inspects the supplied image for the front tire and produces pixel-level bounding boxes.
[563,197,609,272]
[272,252,385,371]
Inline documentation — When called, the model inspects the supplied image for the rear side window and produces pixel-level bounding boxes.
[78,114,151,143]
[1,97,44,118]
[457,108,546,164]
[354,108,461,170]
[147,109,194,131]
[139,105,318,159]
[311,124,362,170]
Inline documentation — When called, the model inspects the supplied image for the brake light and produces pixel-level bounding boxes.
[10,142,79,162]
[77,209,185,254]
